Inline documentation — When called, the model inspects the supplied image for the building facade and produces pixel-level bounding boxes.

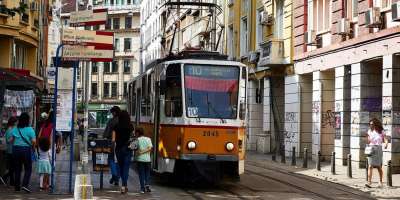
[225,0,294,155]
[61,0,141,128]
[0,0,41,77]
[291,0,400,171]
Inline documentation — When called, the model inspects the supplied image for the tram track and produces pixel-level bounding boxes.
[245,162,375,200]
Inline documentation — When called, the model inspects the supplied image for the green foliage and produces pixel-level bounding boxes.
[0,2,29,18]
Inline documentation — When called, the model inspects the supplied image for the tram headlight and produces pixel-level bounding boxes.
[187,141,196,150]
[226,142,234,151]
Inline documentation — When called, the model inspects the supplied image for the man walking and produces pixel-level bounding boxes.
[103,106,120,186]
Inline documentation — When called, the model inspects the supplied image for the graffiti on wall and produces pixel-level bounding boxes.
[321,110,336,128]
[383,110,392,126]
[312,102,321,113]
[285,112,298,122]
[335,112,342,139]
[382,96,392,111]
[284,131,296,143]
[362,97,382,112]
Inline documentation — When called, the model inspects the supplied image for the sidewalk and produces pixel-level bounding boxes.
[246,151,400,200]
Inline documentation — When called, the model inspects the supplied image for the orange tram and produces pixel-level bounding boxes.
[127,51,247,183]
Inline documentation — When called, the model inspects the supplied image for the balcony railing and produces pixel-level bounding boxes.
[257,39,285,67]
[33,19,39,28]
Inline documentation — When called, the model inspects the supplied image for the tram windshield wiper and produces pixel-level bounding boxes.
[206,93,226,124]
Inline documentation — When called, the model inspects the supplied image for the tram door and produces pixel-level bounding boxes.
[151,71,160,171]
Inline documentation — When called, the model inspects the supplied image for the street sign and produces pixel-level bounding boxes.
[62,45,114,62]
[56,90,73,132]
[62,29,113,48]
[47,67,56,80]
[69,9,107,27]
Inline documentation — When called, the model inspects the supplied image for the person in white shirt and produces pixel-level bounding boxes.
[365,118,388,188]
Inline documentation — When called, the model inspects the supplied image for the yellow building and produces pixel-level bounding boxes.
[225,0,294,154]
[0,0,40,75]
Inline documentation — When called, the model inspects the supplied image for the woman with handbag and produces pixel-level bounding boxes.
[112,110,134,194]
[365,118,388,188]
[10,112,36,193]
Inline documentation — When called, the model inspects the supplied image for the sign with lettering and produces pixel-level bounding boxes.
[62,29,113,47]
[69,9,107,27]
[62,45,114,62]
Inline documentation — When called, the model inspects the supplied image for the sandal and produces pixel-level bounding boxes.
[365,183,372,188]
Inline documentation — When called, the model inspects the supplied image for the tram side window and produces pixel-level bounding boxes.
[130,81,136,116]
[165,64,182,117]
[141,76,150,116]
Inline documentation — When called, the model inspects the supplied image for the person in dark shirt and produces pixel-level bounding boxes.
[103,106,120,185]
[112,110,134,194]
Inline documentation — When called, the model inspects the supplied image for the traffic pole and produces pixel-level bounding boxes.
[69,61,78,193]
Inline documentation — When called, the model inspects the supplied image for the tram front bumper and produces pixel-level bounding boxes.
[180,154,238,161]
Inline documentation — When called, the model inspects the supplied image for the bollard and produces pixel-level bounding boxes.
[347,154,352,178]
[365,159,369,181]
[291,147,296,166]
[281,149,286,164]
[316,151,321,171]
[303,148,308,168]
[331,152,336,174]
[272,150,276,161]
[387,160,392,187]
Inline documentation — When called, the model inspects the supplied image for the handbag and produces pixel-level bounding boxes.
[364,145,374,156]
[17,128,37,161]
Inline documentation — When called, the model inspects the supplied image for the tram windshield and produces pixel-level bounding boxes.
[184,64,239,119]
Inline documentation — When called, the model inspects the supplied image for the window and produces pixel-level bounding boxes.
[124,38,131,51]
[104,82,110,97]
[115,38,120,51]
[123,60,131,73]
[104,62,111,73]
[113,18,120,29]
[110,0,114,5]
[84,25,91,30]
[77,66,81,80]
[227,25,234,59]
[127,0,131,4]
[313,0,331,32]
[93,24,100,30]
[376,0,391,8]
[255,79,264,104]
[92,62,98,74]
[240,17,248,57]
[112,61,119,73]
[106,18,111,29]
[256,10,263,49]
[165,64,182,117]
[91,83,98,97]
[125,16,132,29]
[111,82,118,97]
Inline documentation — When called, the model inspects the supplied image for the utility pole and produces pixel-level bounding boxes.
[211,0,217,51]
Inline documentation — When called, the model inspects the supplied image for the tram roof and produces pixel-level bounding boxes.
[145,51,232,71]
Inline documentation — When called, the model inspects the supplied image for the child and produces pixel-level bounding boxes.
[37,137,52,191]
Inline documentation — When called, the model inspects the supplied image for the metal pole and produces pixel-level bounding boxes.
[68,61,78,193]
[211,0,217,51]
[387,160,392,187]
[347,154,352,178]
[331,152,336,174]
[316,151,321,171]
[291,146,296,166]
[51,44,64,193]
[366,159,368,181]
[303,148,308,168]
[281,148,286,164]
[83,61,90,173]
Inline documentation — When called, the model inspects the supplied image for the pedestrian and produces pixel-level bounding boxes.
[104,106,121,186]
[112,110,134,194]
[135,126,153,194]
[1,116,17,186]
[37,137,52,191]
[78,118,84,142]
[10,112,36,192]
[38,111,53,141]
[365,118,388,188]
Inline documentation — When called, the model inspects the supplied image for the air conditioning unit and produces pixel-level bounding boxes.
[337,18,351,35]
[258,39,284,66]
[365,7,381,28]
[304,30,316,45]
[30,2,38,11]
[392,2,400,21]
[260,11,273,26]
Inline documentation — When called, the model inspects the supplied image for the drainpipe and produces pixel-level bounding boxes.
[303,0,307,52]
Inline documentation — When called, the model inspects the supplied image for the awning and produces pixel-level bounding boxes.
[0,68,43,91]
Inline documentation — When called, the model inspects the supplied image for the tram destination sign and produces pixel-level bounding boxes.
[62,45,114,62]
[69,9,107,27]
[62,29,113,47]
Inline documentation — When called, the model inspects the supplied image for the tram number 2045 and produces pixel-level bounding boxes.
[203,130,219,137]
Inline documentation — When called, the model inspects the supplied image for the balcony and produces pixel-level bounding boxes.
[115,49,135,57]
[257,39,285,68]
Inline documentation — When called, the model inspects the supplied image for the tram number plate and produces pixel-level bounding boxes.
[203,130,219,137]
